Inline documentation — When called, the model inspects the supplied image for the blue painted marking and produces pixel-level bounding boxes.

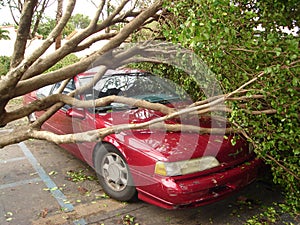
[0,177,41,190]
[73,218,87,225]
[18,142,74,212]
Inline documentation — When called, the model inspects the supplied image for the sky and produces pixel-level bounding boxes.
[0,0,97,25]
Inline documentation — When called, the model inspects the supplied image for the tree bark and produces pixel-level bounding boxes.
[55,0,63,49]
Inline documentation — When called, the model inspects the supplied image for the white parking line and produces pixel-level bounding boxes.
[0,156,26,164]
[0,177,42,190]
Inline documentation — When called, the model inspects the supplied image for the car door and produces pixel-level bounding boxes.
[65,75,99,164]
[43,79,76,135]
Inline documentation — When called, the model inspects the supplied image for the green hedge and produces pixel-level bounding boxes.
[154,0,300,214]
[0,56,10,76]
[45,54,79,73]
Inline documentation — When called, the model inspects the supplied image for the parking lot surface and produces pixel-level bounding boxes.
[0,128,294,225]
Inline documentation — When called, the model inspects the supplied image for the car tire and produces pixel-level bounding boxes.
[94,144,137,202]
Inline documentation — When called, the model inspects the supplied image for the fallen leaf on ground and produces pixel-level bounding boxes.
[40,208,48,218]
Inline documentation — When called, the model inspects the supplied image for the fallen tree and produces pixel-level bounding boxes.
[0,0,299,213]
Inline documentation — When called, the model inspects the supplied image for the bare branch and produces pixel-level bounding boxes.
[20,0,77,80]
[0,65,277,149]
[227,95,265,101]
[13,1,163,98]
[0,127,32,148]
[31,0,51,38]
[88,1,106,29]
[75,32,118,52]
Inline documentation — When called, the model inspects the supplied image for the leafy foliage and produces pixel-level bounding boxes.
[45,54,79,73]
[130,62,205,101]
[66,169,96,182]
[68,14,90,30]
[37,14,91,39]
[161,0,300,212]
[0,56,10,76]
[0,28,10,40]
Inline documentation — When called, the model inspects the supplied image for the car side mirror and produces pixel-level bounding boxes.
[66,108,85,119]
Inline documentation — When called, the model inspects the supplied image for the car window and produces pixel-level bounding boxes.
[36,85,53,99]
[78,76,96,101]
[83,73,184,100]
[51,79,76,111]
[79,72,189,113]
[52,79,75,95]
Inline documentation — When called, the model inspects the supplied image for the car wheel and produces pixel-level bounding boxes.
[94,144,137,202]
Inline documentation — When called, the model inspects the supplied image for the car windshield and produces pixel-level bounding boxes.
[79,72,188,112]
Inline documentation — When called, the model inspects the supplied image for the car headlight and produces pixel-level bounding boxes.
[154,156,220,176]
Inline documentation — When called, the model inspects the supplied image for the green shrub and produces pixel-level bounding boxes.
[0,56,11,76]
[45,54,79,73]
[158,0,300,213]
[130,62,205,101]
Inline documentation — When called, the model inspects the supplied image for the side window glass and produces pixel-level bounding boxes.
[36,85,53,99]
[52,79,75,95]
[51,79,76,111]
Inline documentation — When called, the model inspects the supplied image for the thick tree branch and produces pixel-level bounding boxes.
[10,0,38,68]
[4,94,175,126]
[28,124,235,145]
[0,0,76,110]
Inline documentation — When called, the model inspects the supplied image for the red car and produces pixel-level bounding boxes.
[23,68,262,209]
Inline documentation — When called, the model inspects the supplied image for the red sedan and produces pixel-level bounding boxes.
[23,68,262,209]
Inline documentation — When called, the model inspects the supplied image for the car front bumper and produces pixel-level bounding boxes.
[136,157,262,209]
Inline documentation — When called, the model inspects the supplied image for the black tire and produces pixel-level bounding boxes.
[94,144,137,202]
